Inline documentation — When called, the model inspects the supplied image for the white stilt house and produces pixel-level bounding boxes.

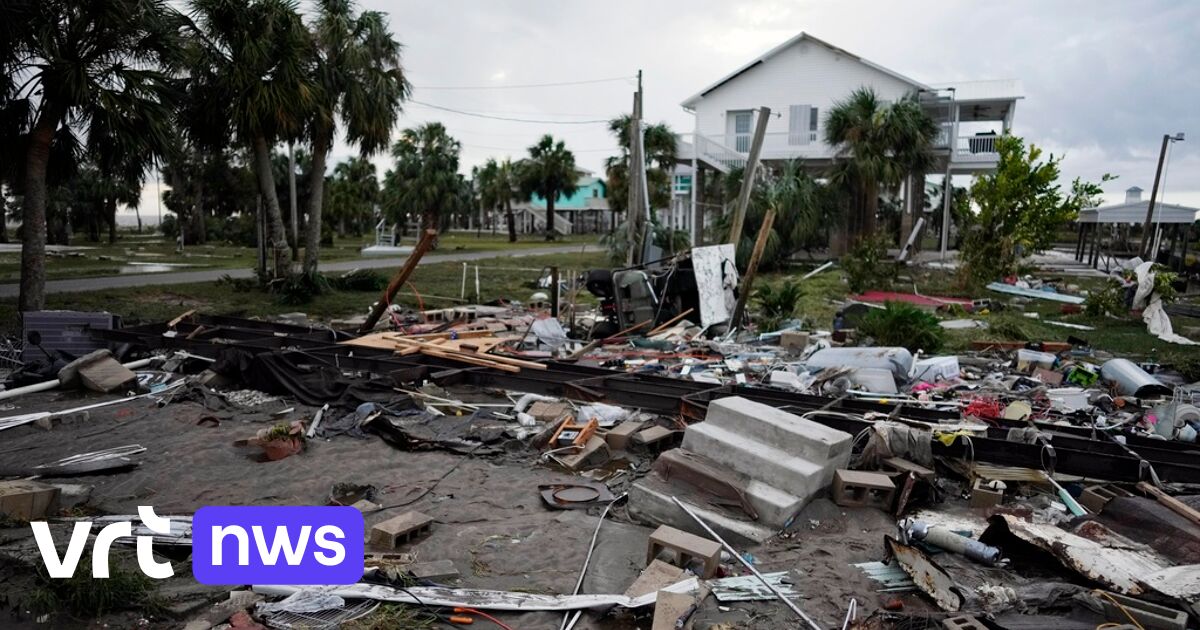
[673,32,1022,253]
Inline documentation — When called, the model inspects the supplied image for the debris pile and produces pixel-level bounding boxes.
[1,241,1198,630]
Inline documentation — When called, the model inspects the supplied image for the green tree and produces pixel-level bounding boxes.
[382,122,467,246]
[960,134,1110,285]
[3,0,182,310]
[824,87,937,250]
[184,0,318,277]
[519,135,577,240]
[604,116,677,222]
[477,158,521,243]
[303,0,409,274]
[325,156,378,237]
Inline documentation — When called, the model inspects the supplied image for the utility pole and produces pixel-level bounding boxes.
[626,70,644,266]
[1140,133,1184,259]
[727,106,770,255]
[288,143,299,262]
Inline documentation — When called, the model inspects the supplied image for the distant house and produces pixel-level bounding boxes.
[669,31,1023,251]
[513,172,612,235]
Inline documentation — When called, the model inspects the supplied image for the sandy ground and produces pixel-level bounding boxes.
[0,385,932,629]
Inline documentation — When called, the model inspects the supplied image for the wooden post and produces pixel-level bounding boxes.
[626,71,645,266]
[1140,134,1172,259]
[550,266,560,319]
[358,229,439,334]
[729,204,777,330]
[727,107,771,254]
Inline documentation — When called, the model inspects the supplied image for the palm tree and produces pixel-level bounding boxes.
[184,0,317,277]
[326,156,378,237]
[824,87,937,250]
[2,0,182,311]
[604,116,678,219]
[382,122,465,247]
[302,0,409,274]
[519,135,577,240]
[477,158,521,243]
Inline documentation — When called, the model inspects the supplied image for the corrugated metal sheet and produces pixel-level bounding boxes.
[708,571,800,602]
[853,561,918,592]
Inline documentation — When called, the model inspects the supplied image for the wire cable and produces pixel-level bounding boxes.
[415,76,634,90]
[409,100,609,124]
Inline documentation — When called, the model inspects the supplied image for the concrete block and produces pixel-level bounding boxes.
[779,330,810,351]
[1079,484,1134,514]
[370,511,433,549]
[351,499,382,514]
[703,396,852,464]
[407,560,459,582]
[623,559,686,598]
[1098,591,1187,630]
[647,525,721,578]
[832,470,895,509]
[969,478,1004,509]
[633,425,679,451]
[558,435,610,470]
[0,480,61,521]
[527,401,570,424]
[942,616,989,630]
[605,420,644,451]
[882,457,935,481]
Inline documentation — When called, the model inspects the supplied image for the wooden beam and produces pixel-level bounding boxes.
[358,229,439,334]
[729,205,777,330]
[727,106,771,254]
[1137,482,1200,528]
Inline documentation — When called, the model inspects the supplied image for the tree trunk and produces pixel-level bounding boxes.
[545,196,555,241]
[863,179,878,239]
[423,211,439,249]
[337,214,346,238]
[252,135,291,277]
[106,197,118,244]
[505,198,516,243]
[191,178,207,245]
[18,105,63,312]
[303,135,329,275]
[133,205,142,234]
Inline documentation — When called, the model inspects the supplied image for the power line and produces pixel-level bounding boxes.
[409,100,610,125]
[414,76,634,90]
[460,142,618,154]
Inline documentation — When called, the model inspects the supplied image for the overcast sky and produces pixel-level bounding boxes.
[134,0,1200,221]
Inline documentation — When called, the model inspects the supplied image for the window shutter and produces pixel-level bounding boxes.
[789,105,811,145]
[809,107,819,142]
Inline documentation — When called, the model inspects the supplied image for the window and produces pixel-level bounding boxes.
[592,188,599,198]
[789,105,815,145]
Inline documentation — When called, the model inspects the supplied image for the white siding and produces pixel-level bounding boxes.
[691,39,919,161]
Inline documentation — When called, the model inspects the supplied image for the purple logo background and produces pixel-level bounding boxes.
[193,506,363,585]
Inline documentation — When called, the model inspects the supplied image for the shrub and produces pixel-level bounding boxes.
[753,279,805,331]
[857,301,944,352]
[1083,279,1126,316]
[841,233,895,294]
[331,268,387,292]
[159,213,179,239]
[268,271,331,305]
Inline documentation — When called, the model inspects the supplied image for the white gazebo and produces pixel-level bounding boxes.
[1074,187,1198,269]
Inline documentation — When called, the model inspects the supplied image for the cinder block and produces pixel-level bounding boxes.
[942,616,989,630]
[832,470,895,509]
[969,478,1004,509]
[633,425,679,451]
[779,330,810,351]
[1098,590,1187,630]
[1079,484,1134,514]
[704,396,852,464]
[605,421,644,451]
[370,511,433,549]
[558,435,610,470]
[647,525,721,579]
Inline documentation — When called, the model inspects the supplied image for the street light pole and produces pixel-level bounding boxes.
[1140,132,1184,259]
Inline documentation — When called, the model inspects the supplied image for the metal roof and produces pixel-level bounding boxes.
[680,32,931,109]
[1078,200,1199,224]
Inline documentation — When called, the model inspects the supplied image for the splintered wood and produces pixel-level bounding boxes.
[341,332,546,373]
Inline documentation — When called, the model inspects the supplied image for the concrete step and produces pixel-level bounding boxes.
[682,422,838,499]
[704,396,852,465]
[628,472,776,547]
[651,448,802,528]
[744,480,806,528]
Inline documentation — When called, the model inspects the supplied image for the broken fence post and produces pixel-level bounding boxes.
[358,228,439,334]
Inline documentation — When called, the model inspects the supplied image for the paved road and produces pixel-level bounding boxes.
[0,244,598,297]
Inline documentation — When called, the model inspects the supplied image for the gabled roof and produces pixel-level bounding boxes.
[681,32,930,109]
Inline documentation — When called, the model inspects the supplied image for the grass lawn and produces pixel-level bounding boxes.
[0,250,610,331]
[0,231,598,282]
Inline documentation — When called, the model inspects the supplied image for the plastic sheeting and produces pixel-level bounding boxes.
[1132,261,1196,346]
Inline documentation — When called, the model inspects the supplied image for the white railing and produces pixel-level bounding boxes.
[677,133,746,172]
[955,134,1000,160]
[374,219,395,247]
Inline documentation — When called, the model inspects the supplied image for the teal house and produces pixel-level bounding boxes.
[516,172,612,234]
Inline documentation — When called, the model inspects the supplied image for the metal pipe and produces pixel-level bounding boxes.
[671,496,822,630]
[559,494,624,630]
[0,356,157,402]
